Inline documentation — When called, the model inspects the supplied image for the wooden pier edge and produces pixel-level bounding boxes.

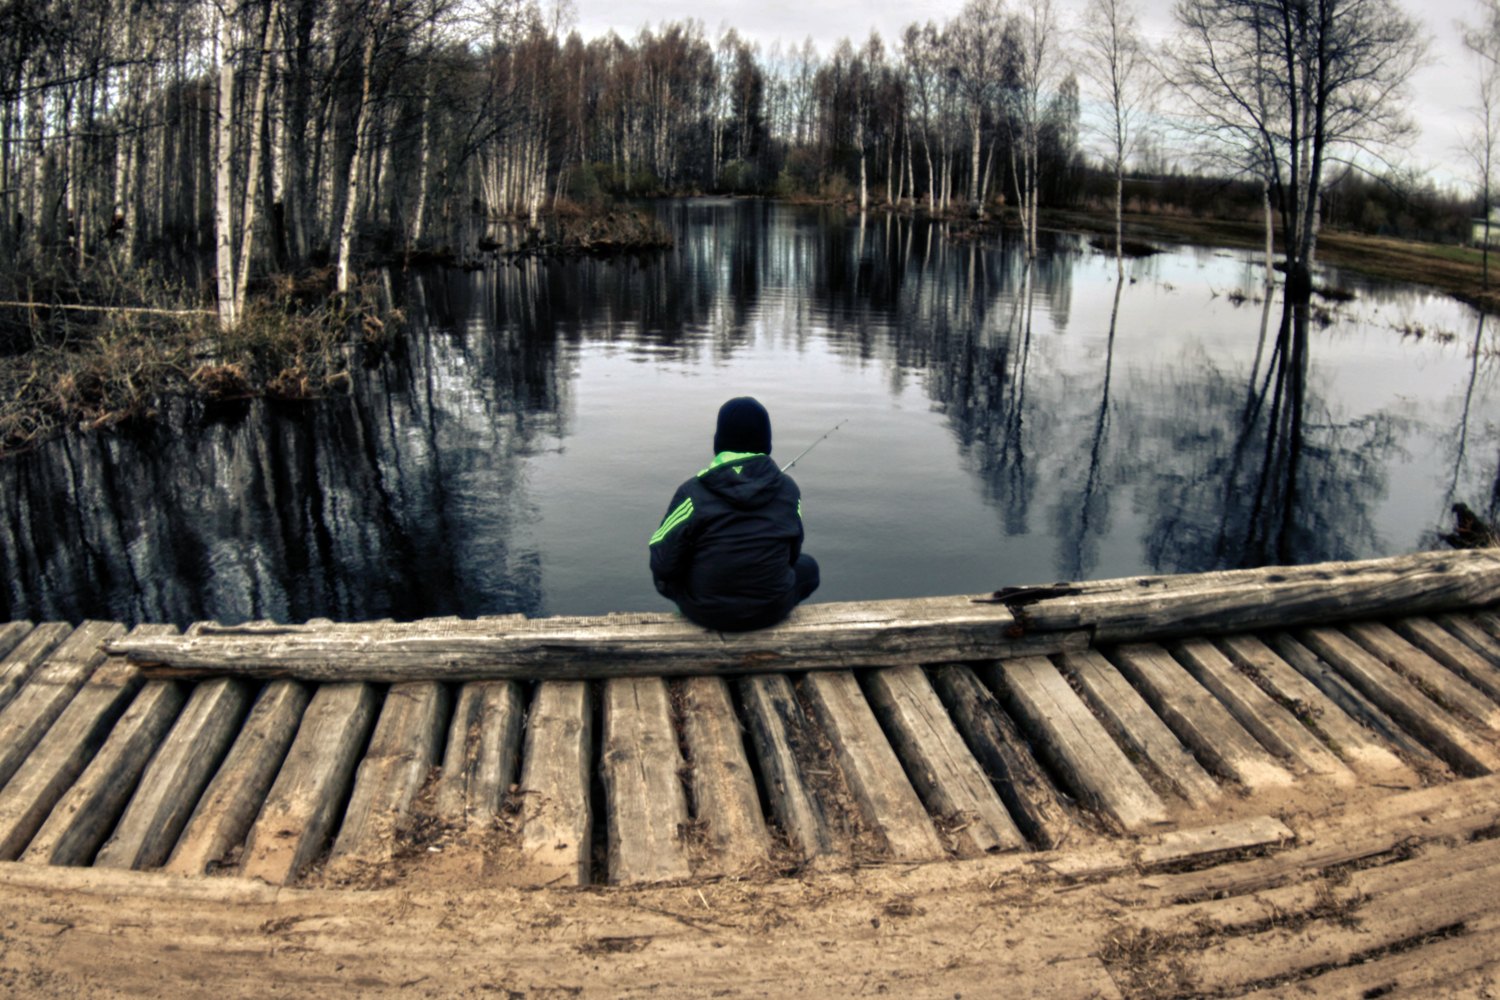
[104,550,1500,683]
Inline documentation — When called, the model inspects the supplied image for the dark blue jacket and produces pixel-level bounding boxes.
[649,451,803,631]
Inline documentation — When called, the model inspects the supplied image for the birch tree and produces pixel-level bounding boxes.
[1167,0,1426,300]
[1078,0,1148,275]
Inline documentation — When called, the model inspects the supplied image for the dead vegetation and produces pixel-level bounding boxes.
[500,208,674,260]
[0,261,398,457]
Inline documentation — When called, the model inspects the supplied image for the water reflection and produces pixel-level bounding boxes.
[1,200,1496,626]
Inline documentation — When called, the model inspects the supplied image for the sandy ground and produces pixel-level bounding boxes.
[0,739,1454,999]
[0,849,1139,1000]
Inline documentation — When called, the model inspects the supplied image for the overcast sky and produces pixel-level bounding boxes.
[573,0,1482,189]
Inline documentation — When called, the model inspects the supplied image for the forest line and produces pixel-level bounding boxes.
[0,0,1464,321]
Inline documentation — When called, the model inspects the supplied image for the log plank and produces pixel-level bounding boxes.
[1168,638,1353,782]
[1108,643,1293,791]
[0,623,71,713]
[1126,773,1500,906]
[1057,650,1222,807]
[517,681,593,887]
[1263,633,1443,769]
[0,623,154,861]
[863,666,1025,856]
[1165,841,1500,995]
[983,657,1168,832]
[20,679,186,867]
[1391,616,1500,706]
[1344,620,1500,730]
[1215,634,1408,775]
[930,664,1073,850]
[328,682,450,868]
[737,673,838,862]
[1434,612,1500,667]
[93,677,254,870]
[0,622,31,663]
[162,680,311,875]
[238,682,380,885]
[1235,915,1500,1000]
[1472,608,1500,641]
[0,622,127,791]
[680,676,772,873]
[434,681,526,827]
[600,677,691,884]
[799,670,945,861]
[1296,627,1500,776]
[106,551,1500,682]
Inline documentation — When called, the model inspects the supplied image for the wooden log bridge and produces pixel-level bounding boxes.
[6,548,1500,997]
[107,550,1500,682]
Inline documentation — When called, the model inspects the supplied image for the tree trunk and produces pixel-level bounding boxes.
[236,0,278,322]
[215,13,238,330]
[337,28,376,295]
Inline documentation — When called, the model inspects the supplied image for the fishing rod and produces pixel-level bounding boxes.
[781,420,847,472]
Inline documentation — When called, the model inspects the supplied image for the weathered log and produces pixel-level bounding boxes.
[104,551,1500,682]
[1056,649,1222,807]
[1343,621,1500,731]
[20,679,186,867]
[1168,638,1353,783]
[1108,643,1293,792]
[163,680,311,876]
[0,623,157,860]
[1269,632,1446,770]
[94,677,253,870]
[680,676,772,874]
[984,656,1169,832]
[517,681,593,886]
[0,622,127,791]
[1296,627,1500,777]
[238,682,380,885]
[0,622,74,714]
[1215,634,1408,776]
[1391,617,1500,706]
[930,664,1074,850]
[328,681,450,869]
[862,665,1025,856]
[600,676,691,884]
[434,681,526,827]
[737,673,838,863]
[800,671,945,861]
[0,622,33,664]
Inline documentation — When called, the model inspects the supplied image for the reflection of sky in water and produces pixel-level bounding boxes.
[2,200,1496,626]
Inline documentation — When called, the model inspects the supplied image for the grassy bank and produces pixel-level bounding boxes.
[0,265,396,457]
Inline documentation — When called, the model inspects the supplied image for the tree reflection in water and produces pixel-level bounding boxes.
[1,200,1495,625]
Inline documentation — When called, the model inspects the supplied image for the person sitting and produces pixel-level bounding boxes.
[649,397,820,631]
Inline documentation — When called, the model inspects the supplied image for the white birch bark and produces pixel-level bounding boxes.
[236,0,279,322]
[337,28,376,294]
[215,10,238,330]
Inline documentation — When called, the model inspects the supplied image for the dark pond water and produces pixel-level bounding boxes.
[4,199,1498,627]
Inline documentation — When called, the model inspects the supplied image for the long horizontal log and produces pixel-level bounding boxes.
[104,550,1500,683]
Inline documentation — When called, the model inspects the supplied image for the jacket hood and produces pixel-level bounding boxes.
[698,452,783,509]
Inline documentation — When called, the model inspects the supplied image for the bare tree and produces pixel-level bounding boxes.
[948,0,1010,216]
[1005,0,1061,255]
[1078,0,1149,276]
[1166,0,1427,300]
[1462,0,1500,291]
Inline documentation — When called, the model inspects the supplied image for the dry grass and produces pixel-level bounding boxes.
[0,261,397,456]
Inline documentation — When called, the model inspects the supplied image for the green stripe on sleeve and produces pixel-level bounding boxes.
[649,497,694,545]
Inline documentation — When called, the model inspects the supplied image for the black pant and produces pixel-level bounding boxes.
[663,553,820,632]
[792,553,821,603]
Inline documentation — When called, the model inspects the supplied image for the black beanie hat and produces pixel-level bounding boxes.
[714,397,772,455]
